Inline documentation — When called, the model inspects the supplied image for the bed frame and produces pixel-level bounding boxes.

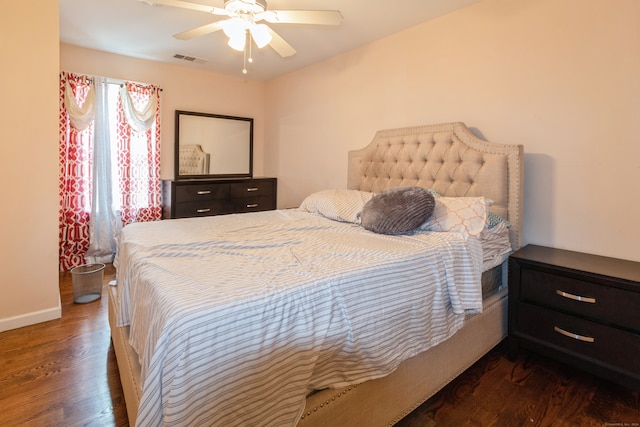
[108,122,523,426]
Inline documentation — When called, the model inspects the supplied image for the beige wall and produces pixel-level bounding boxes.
[0,2,61,331]
[266,0,640,262]
[60,44,267,179]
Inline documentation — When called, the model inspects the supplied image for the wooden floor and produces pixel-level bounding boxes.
[0,265,638,427]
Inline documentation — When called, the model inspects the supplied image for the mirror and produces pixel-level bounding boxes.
[175,110,253,179]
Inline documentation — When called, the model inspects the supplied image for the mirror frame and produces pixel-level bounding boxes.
[174,110,254,180]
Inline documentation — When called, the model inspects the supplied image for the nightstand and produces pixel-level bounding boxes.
[508,245,640,390]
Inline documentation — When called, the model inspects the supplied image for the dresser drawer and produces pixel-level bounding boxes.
[520,269,640,330]
[175,183,229,202]
[230,195,275,213]
[229,181,273,198]
[174,200,230,218]
[517,303,640,375]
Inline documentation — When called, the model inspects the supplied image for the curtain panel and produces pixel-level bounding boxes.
[116,82,162,226]
[85,76,122,266]
[58,72,94,271]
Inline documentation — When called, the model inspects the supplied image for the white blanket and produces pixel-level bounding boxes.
[115,209,483,426]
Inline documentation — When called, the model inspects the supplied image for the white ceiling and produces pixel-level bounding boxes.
[59,0,481,81]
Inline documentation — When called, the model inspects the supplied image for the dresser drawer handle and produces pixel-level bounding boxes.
[555,290,596,304]
[197,190,212,195]
[553,326,595,343]
[246,187,259,192]
[196,208,211,213]
[246,203,258,208]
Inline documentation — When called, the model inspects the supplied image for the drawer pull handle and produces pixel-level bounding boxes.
[197,190,212,195]
[196,208,211,213]
[553,326,595,343]
[246,187,259,192]
[246,203,258,208]
[556,290,596,304]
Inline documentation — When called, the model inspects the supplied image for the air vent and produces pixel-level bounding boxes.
[173,54,207,64]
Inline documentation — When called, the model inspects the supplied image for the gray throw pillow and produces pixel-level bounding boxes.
[360,186,435,235]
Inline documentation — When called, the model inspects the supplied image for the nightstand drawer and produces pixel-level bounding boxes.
[517,303,640,375]
[175,183,229,202]
[520,269,640,330]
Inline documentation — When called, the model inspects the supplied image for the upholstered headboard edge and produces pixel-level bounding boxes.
[347,122,524,250]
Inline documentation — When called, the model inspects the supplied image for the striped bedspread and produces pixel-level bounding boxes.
[114,209,483,426]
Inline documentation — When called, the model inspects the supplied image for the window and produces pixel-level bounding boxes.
[59,72,162,270]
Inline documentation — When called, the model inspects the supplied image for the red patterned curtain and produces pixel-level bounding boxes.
[116,82,162,226]
[58,72,94,271]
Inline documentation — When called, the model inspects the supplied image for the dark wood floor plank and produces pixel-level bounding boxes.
[0,263,638,426]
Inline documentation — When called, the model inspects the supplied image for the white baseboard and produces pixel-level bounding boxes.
[0,302,62,333]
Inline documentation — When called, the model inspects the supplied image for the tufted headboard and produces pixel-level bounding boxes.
[179,144,210,175]
[347,122,524,250]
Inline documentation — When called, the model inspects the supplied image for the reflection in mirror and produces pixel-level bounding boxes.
[175,110,253,179]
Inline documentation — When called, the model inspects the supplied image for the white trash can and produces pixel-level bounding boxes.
[70,263,105,303]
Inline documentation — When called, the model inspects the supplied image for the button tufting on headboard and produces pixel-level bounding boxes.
[179,144,210,175]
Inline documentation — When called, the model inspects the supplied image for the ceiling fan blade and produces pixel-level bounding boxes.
[263,10,343,26]
[142,0,228,15]
[267,28,296,57]
[174,22,224,40]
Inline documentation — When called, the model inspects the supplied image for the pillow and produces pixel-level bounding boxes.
[487,211,512,229]
[420,196,489,237]
[298,189,373,223]
[360,186,435,235]
[478,221,513,266]
[426,189,510,230]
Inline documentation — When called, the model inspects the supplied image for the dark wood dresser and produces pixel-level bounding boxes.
[162,177,277,219]
[508,244,640,390]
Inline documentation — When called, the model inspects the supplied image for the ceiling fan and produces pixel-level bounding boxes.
[144,0,343,73]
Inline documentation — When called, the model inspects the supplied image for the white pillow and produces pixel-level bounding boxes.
[420,196,490,237]
[298,189,373,223]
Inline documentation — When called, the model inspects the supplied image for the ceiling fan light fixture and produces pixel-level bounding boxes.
[250,24,272,48]
[221,17,246,39]
[227,33,247,51]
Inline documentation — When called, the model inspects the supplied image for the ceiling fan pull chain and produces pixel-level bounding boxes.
[242,41,247,74]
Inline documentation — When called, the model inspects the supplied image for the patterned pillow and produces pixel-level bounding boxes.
[426,188,509,229]
[299,189,373,223]
[420,196,489,237]
[487,211,512,229]
[360,186,435,235]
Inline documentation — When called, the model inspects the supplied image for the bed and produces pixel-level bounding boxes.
[108,122,524,426]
